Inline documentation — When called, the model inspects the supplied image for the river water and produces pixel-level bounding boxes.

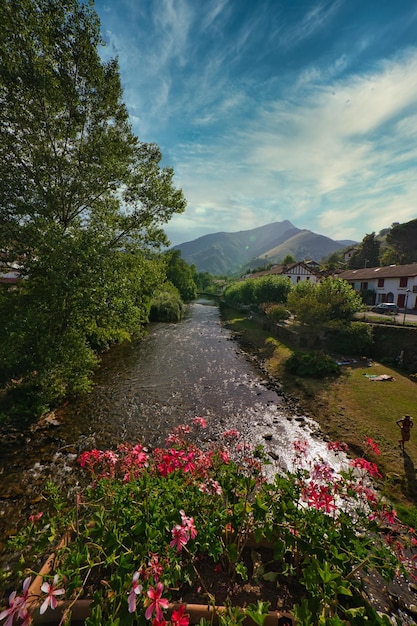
[0,300,338,544]
[2,299,416,622]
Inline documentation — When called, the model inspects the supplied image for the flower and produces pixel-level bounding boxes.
[144,583,169,621]
[39,575,65,614]
[0,577,32,626]
[192,417,207,428]
[221,429,240,439]
[170,525,189,552]
[179,510,197,540]
[0,591,21,626]
[364,437,380,456]
[127,571,142,613]
[327,441,348,452]
[171,604,190,626]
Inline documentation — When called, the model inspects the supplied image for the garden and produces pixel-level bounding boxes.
[1,420,417,626]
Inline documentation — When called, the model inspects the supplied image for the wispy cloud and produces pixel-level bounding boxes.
[95,0,417,245]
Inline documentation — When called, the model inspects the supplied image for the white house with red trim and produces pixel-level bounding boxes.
[248,261,321,284]
[337,264,417,309]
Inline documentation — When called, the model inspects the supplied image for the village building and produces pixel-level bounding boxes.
[337,263,417,309]
[247,261,321,284]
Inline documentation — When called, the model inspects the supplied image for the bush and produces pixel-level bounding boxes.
[262,303,291,322]
[149,291,184,322]
[325,321,374,356]
[285,351,341,378]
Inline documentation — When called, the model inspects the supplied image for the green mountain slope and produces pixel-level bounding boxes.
[174,221,356,275]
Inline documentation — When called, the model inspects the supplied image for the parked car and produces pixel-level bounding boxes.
[371,303,399,315]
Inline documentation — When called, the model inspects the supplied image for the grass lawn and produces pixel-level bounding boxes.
[221,306,417,516]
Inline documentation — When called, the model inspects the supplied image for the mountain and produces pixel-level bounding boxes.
[173,221,356,275]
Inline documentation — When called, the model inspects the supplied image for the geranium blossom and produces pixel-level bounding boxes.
[293,439,309,455]
[327,441,348,452]
[350,457,382,479]
[171,604,190,626]
[179,510,197,540]
[144,583,169,621]
[170,525,189,552]
[364,437,380,455]
[40,574,65,614]
[221,429,240,439]
[127,571,142,613]
[192,417,207,428]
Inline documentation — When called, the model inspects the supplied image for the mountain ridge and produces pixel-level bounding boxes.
[173,221,357,275]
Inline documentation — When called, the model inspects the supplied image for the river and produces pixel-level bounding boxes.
[0,300,336,545]
[1,299,416,621]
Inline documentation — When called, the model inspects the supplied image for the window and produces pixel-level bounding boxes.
[361,282,368,290]
[399,277,408,288]
[377,278,384,288]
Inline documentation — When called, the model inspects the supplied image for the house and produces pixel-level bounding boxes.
[0,251,21,289]
[337,264,417,309]
[246,261,321,284]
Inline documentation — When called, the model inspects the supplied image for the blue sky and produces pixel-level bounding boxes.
[94,0,417,247]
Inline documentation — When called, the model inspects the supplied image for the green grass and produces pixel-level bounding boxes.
[221,306,417,509]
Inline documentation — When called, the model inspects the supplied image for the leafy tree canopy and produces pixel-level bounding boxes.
[347,233,380,269]
[164,250,197,302]
[386,219,417,264]
[287,277,363,327]
[0,0,186,412]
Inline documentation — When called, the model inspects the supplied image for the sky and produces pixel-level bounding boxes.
[94,0,417,247]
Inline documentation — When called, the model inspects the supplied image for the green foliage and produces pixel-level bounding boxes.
[386,219,417,264]
[4,424,413,625]
[282,254,296,265]
[150,288,185,322]
[223,276,291,308]
[285,352,341,378]
[287,277,363,327]
[325,322,374,356]
[262,303,291,322]
[165,250,198,302]
[347,233,380,269]
[0,0,186,413]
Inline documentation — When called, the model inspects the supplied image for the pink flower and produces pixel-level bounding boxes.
[170,525,189,552]
[39,575,65,614]
[144,583,169,621]
[127,571,142,613]
[171,605,190,626]
[327,441,348,452]
[293,439,309,455]
[148,554,164,582]
[221,429,240,439]
[364,437,380,455]
[192,417,207,428]
[0,591,21,626]
[0,577,32,626]
[29,511,43,524]
[179,510,197,540]
[350,457,382,479]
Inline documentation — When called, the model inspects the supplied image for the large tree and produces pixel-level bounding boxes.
[0,0,186,410]
[386,219,417,264]
[347,233,380,269]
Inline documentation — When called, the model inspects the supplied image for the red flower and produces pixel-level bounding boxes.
[171,605,190,626]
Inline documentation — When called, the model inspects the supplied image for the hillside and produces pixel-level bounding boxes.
[174,221,356,275]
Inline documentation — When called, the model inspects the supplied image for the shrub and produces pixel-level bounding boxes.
[285,351,341,378]
[262,303,291,322]
[325,321,374,356]
[150,291,184,322]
